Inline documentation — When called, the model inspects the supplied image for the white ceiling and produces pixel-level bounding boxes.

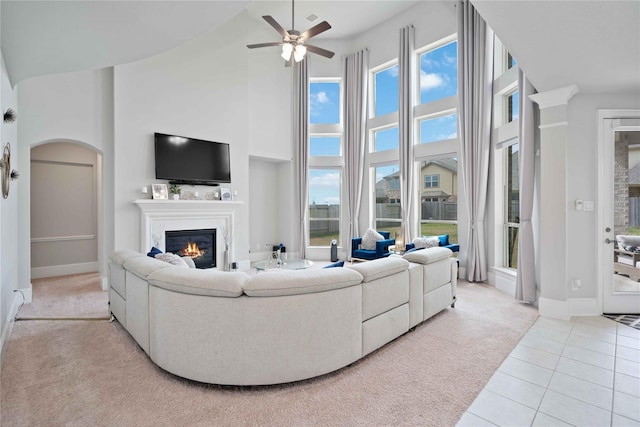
[1,0,639,96]
[472,0,640,94]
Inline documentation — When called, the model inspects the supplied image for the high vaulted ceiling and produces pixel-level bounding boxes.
[1,1,639,96]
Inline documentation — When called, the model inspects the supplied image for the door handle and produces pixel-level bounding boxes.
[605,238,614,244]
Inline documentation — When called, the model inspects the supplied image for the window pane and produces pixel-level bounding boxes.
[420,222,458,243]
[507,144,519,223]
[309,169,340,246]
[506,226,519,268]
[508,91,519,122]
[420,113,457,144]
[374,64,398,117]
[310,81,340,124]
[375,221,401,241]
[420,41,457,104]
[373,126,399,152]
[507,52,517,70]
[310,136,341,156]
[374,164,401,221]
[419,158,458,222]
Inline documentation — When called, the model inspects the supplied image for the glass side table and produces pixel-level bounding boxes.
[251,259,314,271]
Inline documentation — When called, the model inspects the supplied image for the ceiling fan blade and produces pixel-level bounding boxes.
[262,15,288,38]
[247,42,283,49]
[300,21,331,41]
[306,44,335,59]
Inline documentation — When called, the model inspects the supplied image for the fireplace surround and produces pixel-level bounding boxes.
[134,199,242,270]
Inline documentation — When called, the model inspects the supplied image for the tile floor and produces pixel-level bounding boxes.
[457,316,640,427]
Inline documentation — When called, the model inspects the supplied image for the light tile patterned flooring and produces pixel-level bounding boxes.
[457,316,640,427]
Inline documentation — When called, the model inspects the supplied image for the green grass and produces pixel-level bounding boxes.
[309,222,459,247]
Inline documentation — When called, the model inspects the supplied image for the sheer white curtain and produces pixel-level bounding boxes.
[293,59,309,258]
[457,1,494,282]
[343,49,369,251]
[516,70,537,301]
[399,25,415,247]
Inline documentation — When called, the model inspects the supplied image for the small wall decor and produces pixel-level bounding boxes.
[220,187,232,201]
[152,183,169,200]
[3,108,16,124]
[0,142,19,199]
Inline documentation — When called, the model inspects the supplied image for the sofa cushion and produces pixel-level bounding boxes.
[347,256,409,283]
[361,228,384,250]
[110,249,144,267]
[148,268,249,297]
[244,268,363,297]
[403,246,452,264]
[123,256,173,279]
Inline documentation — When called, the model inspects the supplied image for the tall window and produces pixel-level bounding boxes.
[309,79,342,247]
[373,164,401,237]
[373,64,399,117]
[419,157,458,242]
[507,91,519,123]
[309,169,341,246]
[505,143,520,269]
[419,40,458,104]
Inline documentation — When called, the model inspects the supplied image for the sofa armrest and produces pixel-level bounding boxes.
[351,237,363,257]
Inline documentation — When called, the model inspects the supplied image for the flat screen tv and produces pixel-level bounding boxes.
[154,133,231,185]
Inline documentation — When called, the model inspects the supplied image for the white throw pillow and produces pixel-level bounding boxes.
[361,228,385,250]
[155,252,189,268]
[413,236,440,249]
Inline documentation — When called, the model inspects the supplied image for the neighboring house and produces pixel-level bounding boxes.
[376,171,400,203]
[420,159,457,203]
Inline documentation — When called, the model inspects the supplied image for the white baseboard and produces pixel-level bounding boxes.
[489,267,517,297]
[101,275,109,291]
[0,288,28,370]
[31,262,99,279]
[539,297,600,320]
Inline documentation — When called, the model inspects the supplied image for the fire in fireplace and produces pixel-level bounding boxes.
[165,229,216,269]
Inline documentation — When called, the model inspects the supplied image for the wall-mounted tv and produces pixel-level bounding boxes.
[154,133,231,185]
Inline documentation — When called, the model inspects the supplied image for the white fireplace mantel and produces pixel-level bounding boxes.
[134,199,243,269]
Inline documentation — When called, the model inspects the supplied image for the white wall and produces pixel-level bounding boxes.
[17,67,114,290]
[113,12,253,261]
[0,50,20,364]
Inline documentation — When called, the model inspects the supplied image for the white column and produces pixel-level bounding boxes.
[530,85,579,319]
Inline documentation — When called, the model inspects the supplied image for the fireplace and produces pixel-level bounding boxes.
[165,229,216,269]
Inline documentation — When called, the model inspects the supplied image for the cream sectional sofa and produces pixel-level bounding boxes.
[108,247,457,386]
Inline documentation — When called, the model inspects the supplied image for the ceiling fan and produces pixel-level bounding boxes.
[247,0,335,66]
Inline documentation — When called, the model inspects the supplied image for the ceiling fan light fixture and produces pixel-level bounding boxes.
[294,44,306,62]
[281,43,293,61]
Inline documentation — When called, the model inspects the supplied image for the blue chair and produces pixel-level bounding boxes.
[351,231,395,261]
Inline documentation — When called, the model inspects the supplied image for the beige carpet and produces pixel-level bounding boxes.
[15,273,109,320]
[1,278,538,426]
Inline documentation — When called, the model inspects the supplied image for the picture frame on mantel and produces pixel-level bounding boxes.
[152,183,168,200]
[220,187,232,201]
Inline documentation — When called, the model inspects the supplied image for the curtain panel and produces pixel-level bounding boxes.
[516,70,537,302]
[343,49,369,254]
[457,1,494,282]
[399,25,416,248]
[293,59,309,258]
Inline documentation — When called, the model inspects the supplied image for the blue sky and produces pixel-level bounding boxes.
[308,40,459,205]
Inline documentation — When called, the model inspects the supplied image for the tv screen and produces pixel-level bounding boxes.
[154,133,231,185]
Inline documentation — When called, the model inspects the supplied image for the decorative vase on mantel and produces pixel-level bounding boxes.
[223,245,230,271]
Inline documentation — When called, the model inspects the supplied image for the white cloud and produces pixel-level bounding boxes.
[315,91,330,104]
[384,65,399,78]
[420,71,445,91]
[310,171,340,187]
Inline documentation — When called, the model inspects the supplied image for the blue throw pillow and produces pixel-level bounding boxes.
[147,246,163,258]
[323,261,344,268]
[437,234,450,246]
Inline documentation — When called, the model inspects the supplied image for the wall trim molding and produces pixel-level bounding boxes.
[539,297,600,321]
[31,262,99,280]
[0,289,28,369]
